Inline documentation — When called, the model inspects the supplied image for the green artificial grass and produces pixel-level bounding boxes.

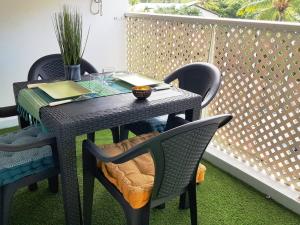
[1,127,299,225]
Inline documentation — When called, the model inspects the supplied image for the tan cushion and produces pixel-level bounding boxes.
[98,132,206,209]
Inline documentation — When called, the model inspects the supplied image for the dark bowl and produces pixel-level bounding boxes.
[132,86,152,100]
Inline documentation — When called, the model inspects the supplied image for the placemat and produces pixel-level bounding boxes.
[17,80,132,123]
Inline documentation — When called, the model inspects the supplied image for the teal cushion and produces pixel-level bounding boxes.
[0,157,54,186]
[126,114,186,134]
[0,126,55,187]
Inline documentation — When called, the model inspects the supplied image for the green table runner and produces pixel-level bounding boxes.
[17,80,132,124]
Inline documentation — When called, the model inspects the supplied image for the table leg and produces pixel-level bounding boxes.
[179,107,201,210]
[110,127,120,143]
[185,108,201,122]
[57,134,83,225]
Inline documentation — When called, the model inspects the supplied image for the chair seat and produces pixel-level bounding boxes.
[0,126,55,187]
[98,132,206,209]
[125,116,168,134]
[125,114,185,134]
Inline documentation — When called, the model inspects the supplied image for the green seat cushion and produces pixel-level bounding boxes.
[125,114,185,134]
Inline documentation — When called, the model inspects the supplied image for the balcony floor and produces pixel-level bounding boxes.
[1,127,299,225]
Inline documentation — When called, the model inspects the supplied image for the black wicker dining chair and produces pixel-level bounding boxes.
[82,114,232,225]
[0,107,60,225]
[28,54,97,81]
[119,62,221,140]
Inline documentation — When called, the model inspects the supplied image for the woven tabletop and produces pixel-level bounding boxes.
[14,80,201,134]
[42,89,201,134]
[13,80,202,225]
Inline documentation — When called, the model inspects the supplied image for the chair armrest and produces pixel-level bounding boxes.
[200,85,220,108]
[163,73,177,84]
[82,139,151,164]
[0,105,18,118]
[0,137,56,152]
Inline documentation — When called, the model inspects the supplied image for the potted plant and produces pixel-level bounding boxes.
[53,6,88,81]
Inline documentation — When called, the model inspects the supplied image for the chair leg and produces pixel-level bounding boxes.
[48,175,59,193]
[28,183,38,191]
[124,203,150,225]
[179,192,190,209]
[1,186,15,225]
[155,203,166,209]
[110,127,120,143]
[120,125,129,141]
[83,174,95,225]
[82,145,96,225]
[87,132,95,142]
[188,183,198,225]
[0,187,3,225]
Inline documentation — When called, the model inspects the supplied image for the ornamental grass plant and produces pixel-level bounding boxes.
[53,6,88,66]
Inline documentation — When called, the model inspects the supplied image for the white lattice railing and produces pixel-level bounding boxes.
[126,13,300,195]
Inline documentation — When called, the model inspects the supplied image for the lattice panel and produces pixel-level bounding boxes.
[209,24,300,191]
[127,16,213,80]
[126,15,300,192]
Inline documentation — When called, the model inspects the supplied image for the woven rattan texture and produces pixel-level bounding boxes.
[40,89,200,136]
[126,15,300,192]
[41,59,65,79]
[13,81,201,137]
[157,124,217,198]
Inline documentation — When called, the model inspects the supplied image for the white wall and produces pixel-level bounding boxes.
[0,0,128,107]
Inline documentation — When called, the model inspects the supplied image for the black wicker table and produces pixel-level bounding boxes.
[13,81,202,225]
